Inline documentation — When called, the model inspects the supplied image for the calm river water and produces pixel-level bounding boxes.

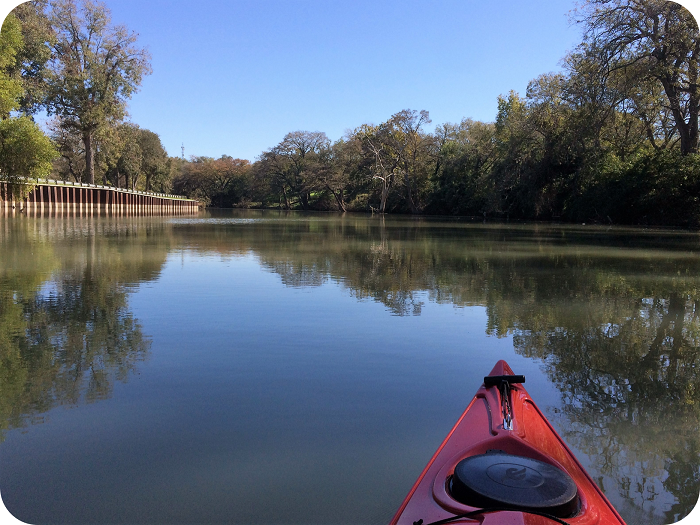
[1,210,699,525]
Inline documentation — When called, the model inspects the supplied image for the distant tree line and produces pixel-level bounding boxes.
[3,0,700,226]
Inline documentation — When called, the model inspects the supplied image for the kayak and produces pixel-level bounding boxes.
[389,360,627,525]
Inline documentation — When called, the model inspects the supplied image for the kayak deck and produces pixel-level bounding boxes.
[389,361,626,525]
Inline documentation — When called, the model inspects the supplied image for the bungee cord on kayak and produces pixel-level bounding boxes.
[411,507,573,525]
[483,374,525,431]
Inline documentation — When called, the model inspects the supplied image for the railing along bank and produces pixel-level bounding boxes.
[1,177,199,217]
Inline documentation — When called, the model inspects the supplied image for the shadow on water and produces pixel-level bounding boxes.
[1,210,698,523]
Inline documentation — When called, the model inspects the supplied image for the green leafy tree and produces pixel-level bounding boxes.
[112,122,142,190]
[49,116,85,182]
[0,14,24,117]
[391,109,432,213]
[0,13,56,197]
[256,131,329,210]
[322,135,369,212]
[7,1,54,115]
[156,156,181,194]
[0,116,57,181]
[491,90,544,217]
[137,128,168,191]
[574,0,700,155]
[354,110,433,214]
[428,119,496,216]
[44,0,151,183]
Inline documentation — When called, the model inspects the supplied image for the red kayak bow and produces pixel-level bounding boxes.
[389,360,626,525]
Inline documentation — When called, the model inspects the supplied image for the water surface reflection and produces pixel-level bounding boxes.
[0,211,698,524]
[0,218,162,436]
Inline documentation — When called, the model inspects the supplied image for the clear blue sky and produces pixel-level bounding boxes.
[3,0,700,162]
[113,0,584,161]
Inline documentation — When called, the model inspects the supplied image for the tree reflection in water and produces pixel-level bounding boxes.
[194,213,699,521]
[1,212,699,523]
[0,218,164,440]
[513,293,700,522]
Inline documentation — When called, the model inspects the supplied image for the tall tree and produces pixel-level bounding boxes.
[575,0,700,154]
[49,117,85,182]
[391,109,432,213]
[321,136,367,212]
[428,118,496,216]
[110,122,142,190]
[44,0,151,183]
[356,122,398,213]
[356,110,432,213]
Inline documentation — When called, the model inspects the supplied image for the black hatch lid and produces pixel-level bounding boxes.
[450,451,579,518]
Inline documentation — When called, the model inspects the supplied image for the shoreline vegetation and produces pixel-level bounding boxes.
[2,1,700,227]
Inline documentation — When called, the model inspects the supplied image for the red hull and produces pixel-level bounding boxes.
[389,360,626,525]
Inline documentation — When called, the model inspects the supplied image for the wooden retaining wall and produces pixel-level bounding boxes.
[0,179,199,217]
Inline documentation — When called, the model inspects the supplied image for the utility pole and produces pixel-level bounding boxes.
[181,143,185,160]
